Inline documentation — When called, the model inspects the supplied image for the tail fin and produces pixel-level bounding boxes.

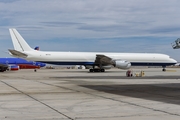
[9,28,33,51]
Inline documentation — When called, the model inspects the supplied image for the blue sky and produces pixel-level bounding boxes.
[0,0,180,61]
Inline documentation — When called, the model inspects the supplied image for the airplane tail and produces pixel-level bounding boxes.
[34,46,40,50]
[9,28,33,51]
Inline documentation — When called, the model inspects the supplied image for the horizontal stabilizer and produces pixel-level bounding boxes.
[8,49,28,58]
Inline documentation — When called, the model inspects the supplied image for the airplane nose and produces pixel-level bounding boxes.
[171,58,177,63]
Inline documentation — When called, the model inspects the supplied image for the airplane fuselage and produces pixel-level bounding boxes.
[23,50,176,66]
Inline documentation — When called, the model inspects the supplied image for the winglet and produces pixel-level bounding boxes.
[9,29,33,51]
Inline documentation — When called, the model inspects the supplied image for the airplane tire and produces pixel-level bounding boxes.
[89,69,105,72]
[162,68,166,72]
[89,69,94,72]
[93,69,100,72]
[101,69,105,72]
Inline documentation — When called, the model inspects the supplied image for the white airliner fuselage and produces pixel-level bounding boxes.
[8,29,177,72]
[24,50,175,66]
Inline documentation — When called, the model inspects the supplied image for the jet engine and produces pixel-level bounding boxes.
[113,60,131,69]
[101,65,112,69]
[8,65,19,71]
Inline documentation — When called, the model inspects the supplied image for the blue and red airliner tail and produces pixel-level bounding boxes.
[0,58,46,72]
[34,46,39,50]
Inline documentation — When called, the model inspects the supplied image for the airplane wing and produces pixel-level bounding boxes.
[94,54,132,70]
[8,49,28,58]
[95,54,113,65]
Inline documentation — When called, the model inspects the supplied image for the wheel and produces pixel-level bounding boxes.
[89,69,94,72]
[100,69,105,72]
[34,69,37,72]
[162,68,166,71]
[94,69,99,72]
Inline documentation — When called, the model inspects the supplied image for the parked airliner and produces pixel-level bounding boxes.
[8,28,177,72]
[0,58,46,72]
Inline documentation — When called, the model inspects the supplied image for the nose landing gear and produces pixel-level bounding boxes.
[162,66,166,72]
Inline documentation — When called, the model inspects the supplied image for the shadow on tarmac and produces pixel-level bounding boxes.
[80,83,180,105]
[51,75,180,79]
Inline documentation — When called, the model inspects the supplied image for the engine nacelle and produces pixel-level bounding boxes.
[101,65,112,69]
[113,60,131,69]
[8,65,19,71]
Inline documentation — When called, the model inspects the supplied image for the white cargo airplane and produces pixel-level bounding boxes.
[8,28,177,72]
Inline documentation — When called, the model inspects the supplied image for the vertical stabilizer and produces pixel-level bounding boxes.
[9,29,33,51]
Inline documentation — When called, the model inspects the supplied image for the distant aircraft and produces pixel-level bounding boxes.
[8,28,177,72]
[171,38,180,49]
[0,58,46,72]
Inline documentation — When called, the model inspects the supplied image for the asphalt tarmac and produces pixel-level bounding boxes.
[0,68,180,120]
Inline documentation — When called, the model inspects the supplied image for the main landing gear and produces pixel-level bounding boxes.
[89,68,105,72]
